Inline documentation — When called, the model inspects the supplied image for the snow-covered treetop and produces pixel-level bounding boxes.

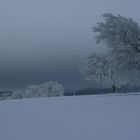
[93,13,140,52]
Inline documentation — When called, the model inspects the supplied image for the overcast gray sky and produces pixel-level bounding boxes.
[0,0,140,90]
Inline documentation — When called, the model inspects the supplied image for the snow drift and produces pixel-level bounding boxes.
[0,93,140,140]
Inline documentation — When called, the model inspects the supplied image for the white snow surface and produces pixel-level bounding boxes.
[0,93,140,140]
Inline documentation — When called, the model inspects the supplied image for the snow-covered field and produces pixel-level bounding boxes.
[0,93,140,140]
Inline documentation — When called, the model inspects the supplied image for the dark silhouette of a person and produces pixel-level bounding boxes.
[112,84,116,93]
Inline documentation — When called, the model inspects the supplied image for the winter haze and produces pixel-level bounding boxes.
[0,0,140,90]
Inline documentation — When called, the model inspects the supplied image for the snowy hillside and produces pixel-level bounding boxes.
[0,93,140,140]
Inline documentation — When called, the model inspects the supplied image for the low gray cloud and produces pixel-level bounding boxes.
[0,0,139,90]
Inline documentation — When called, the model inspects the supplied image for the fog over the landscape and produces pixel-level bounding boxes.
[0,0,140,90]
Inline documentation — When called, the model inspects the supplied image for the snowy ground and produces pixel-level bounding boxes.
[0,93,140,140]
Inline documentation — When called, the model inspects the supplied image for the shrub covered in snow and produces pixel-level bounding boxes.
[12,81,64,99]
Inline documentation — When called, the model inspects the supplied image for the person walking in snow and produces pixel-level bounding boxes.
[112,84,116,93]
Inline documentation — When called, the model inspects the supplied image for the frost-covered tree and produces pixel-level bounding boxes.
[25,81,64,98]
[84,13,140,87]
[12,81,64,99]
[12,90,24,99]
[82,53,115,87]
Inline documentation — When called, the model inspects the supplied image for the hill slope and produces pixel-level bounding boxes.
[0,94,140,140]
